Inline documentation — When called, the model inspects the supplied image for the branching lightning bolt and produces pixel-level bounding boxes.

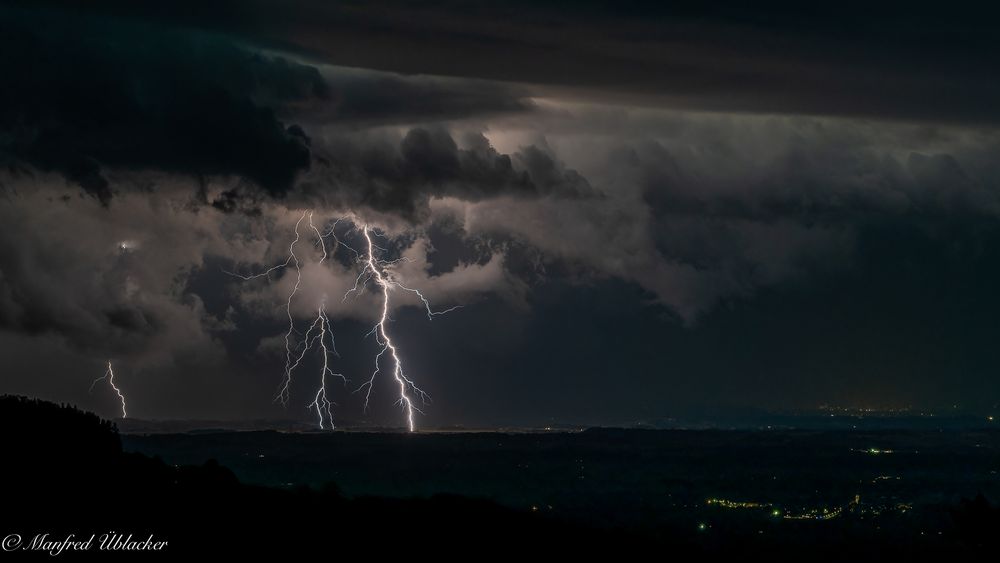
[224,210,306,406]
[228,212,460,431]
[290,299,345,429]
[90,360,127,419]
[349,225,461,432]
[226,210,345,428]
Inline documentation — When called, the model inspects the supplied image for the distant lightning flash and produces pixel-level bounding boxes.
[90,360,127,418]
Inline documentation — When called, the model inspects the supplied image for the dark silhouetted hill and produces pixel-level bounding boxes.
[4,395,1000,560]
[0,395,650,558]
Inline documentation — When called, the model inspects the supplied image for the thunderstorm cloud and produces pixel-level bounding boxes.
[2,0,1000,424]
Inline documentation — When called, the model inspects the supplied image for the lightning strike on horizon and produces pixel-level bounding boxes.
[292,299,345,429]
[349,225,461,432]
[228,211,460,431]
[89,360,127,418]
[224,210,306,406]
[226,210,346,428]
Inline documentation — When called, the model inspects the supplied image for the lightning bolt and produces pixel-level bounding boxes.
[288,299,345,429]
[228,211,459,431]
[89,360,127,419]
[225,210,306,406]
[226,210,346,428]
[350,225,460,432]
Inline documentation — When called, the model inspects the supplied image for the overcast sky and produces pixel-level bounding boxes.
[2,1,999,426]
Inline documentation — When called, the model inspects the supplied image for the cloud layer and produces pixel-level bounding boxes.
[24,0,1000,123]
[3,2,1000,422]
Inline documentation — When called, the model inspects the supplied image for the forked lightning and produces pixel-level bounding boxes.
[227,211,457,431]
[90,360,127,418]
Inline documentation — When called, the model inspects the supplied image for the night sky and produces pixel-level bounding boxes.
[2,1,1000,426]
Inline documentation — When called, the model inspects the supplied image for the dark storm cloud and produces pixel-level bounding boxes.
[436,110,1000,319]
[28,0,1000,125]
[0,3,539,205]
[312,69,536,126]
[5,0,1000,423]
[0,4,324,203]
[0,190,236,364]
[298,127,594,220]
[631,137,994,305]
[629,134,999,230]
